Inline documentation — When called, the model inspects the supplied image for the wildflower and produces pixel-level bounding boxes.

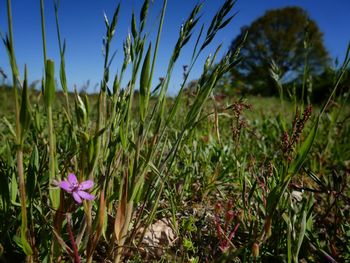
[59,173,95,204]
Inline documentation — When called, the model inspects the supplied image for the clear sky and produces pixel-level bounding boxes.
[0,0,349,95]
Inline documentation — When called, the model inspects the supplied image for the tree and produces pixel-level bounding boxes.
[229,6,330,96]
[311,66,350,103]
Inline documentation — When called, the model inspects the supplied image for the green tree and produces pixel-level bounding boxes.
[311,66,350,103]
[230,6,330,96]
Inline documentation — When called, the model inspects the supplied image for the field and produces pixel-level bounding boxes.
[1,0,350,262]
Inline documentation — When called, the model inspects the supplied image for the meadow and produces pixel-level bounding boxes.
[0,0,349,262]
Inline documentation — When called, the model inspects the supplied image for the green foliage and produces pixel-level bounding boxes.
[311,66,350,103]
[230,6,330,96]
[0,0,349,262]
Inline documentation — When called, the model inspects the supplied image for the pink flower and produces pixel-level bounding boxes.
[59,173,95,204]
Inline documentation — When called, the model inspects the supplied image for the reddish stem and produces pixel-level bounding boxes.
[66,214,81,263]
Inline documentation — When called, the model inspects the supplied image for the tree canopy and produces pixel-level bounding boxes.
[230,6,330,96]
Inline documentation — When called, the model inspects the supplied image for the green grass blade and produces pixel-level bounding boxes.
[139,43,152,122]
[288,117,319,175]
[44,60,56,108]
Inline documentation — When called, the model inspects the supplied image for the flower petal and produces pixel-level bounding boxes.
[79,180,93,190]
[72,191,83,204]
[77,190,95,201]
[68,173,78,185]
[59,181,73,193]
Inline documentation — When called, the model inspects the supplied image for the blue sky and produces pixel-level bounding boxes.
[0,0,349,95]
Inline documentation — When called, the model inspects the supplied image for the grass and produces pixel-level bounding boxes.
[0,0,350,262]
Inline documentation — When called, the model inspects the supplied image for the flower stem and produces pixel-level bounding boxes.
[66,214,81,263]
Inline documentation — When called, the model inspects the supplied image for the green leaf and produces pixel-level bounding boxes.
[288,117,319,175]
[20,65,32,143]
[88,140,94,163]
[131,12,137,39]
[20,225,33,255]
[102,204,108,241]
[277,113,286,132]
[120,122,127,149]
[11,172,18,204]
[295,210,307,260]
[26,145,38,200]
[140,0,150,30]
[3,117,16,138]
[139,43,152,122]
[266,178,289,216]
[130,173,145,203]
[109,4,120,38]
[13,220,33,255]
[0,157,10,211]
[267,116,319,216]
[59,47,67,93]
[44,59,56,108]
[248,179,257,203]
